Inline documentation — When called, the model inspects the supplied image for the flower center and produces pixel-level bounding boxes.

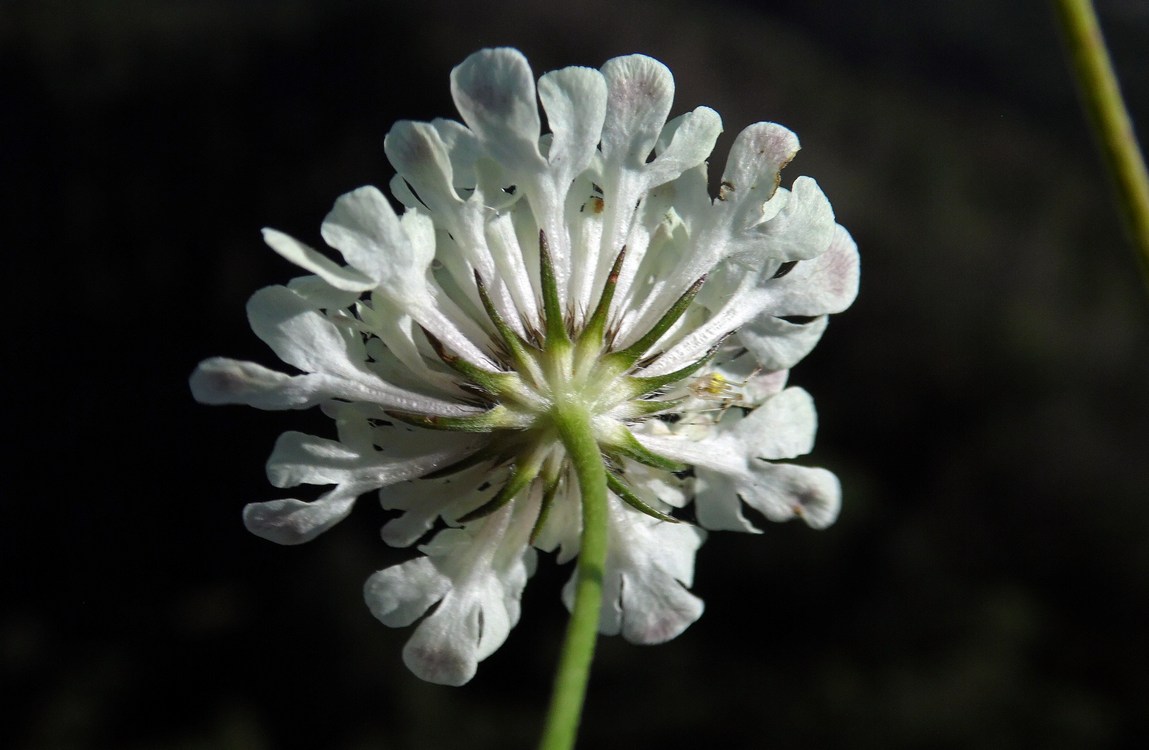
[384,231,710,527]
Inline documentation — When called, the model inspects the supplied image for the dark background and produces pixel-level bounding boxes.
[5,1,1149,748]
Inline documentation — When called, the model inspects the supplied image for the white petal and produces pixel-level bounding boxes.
[365,504,536,685]
[735,177,836,262]
[243,285,472,413]
[736,462,842,529]
[432,117,484,189]
[319,188,494,365]
[246,285,364,377]
[379,481,460,548]
[364,557,451,627]
[645,106,722,188]
[261,228,374,292]
[319,186,431,294]
[562,502,705,643]
[388,172,421,209]
[731,386,817,460]
[190,357,323,409]
[266,431,364,487]
[538,66,607,182]
[189,355,469,415]
[384,120,462,212]
[450,48,545,176]
[265,429,479,489]
[694,469,759,533]
[379,464,504,548]
[738,314,830,372]
[531,480,582,563]
[242,484,362,545]
[401,584,483,686]
[760,223,860,316]
[636,389,840,533]
[600,55,674,169]
[720,122,800,226]
[285,274,362,309]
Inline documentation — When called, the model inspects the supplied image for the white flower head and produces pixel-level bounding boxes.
[191,48,858,686]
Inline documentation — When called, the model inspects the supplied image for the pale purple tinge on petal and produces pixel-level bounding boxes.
[189,357,326,410]
[450,48,545,179]
[600,55,675,170]
[761,223,860,316]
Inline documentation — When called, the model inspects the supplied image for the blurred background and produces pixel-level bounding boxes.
[5,0,1149,747]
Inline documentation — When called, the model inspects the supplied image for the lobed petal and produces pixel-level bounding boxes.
[242,285,473,413]
[537,66,607,184]
[600,55,674,169]
[733,177,836,263]
[319,186,431,295]
[644,106,723,189]
[246,284,366,377]
[450,48,545,177]
[378,464,504,548]
[384,121,462,213]
[365,504,536,685]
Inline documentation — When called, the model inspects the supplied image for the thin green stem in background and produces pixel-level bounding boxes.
[1054,0,1149,292]
[538,402,609,750]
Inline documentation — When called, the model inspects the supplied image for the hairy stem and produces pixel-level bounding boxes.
[537,402,608,750]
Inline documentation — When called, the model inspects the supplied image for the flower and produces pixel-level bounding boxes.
[190,48,858,686]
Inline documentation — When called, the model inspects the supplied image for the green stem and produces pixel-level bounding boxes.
[1054,0,1149,292]
[538,402,609,750]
